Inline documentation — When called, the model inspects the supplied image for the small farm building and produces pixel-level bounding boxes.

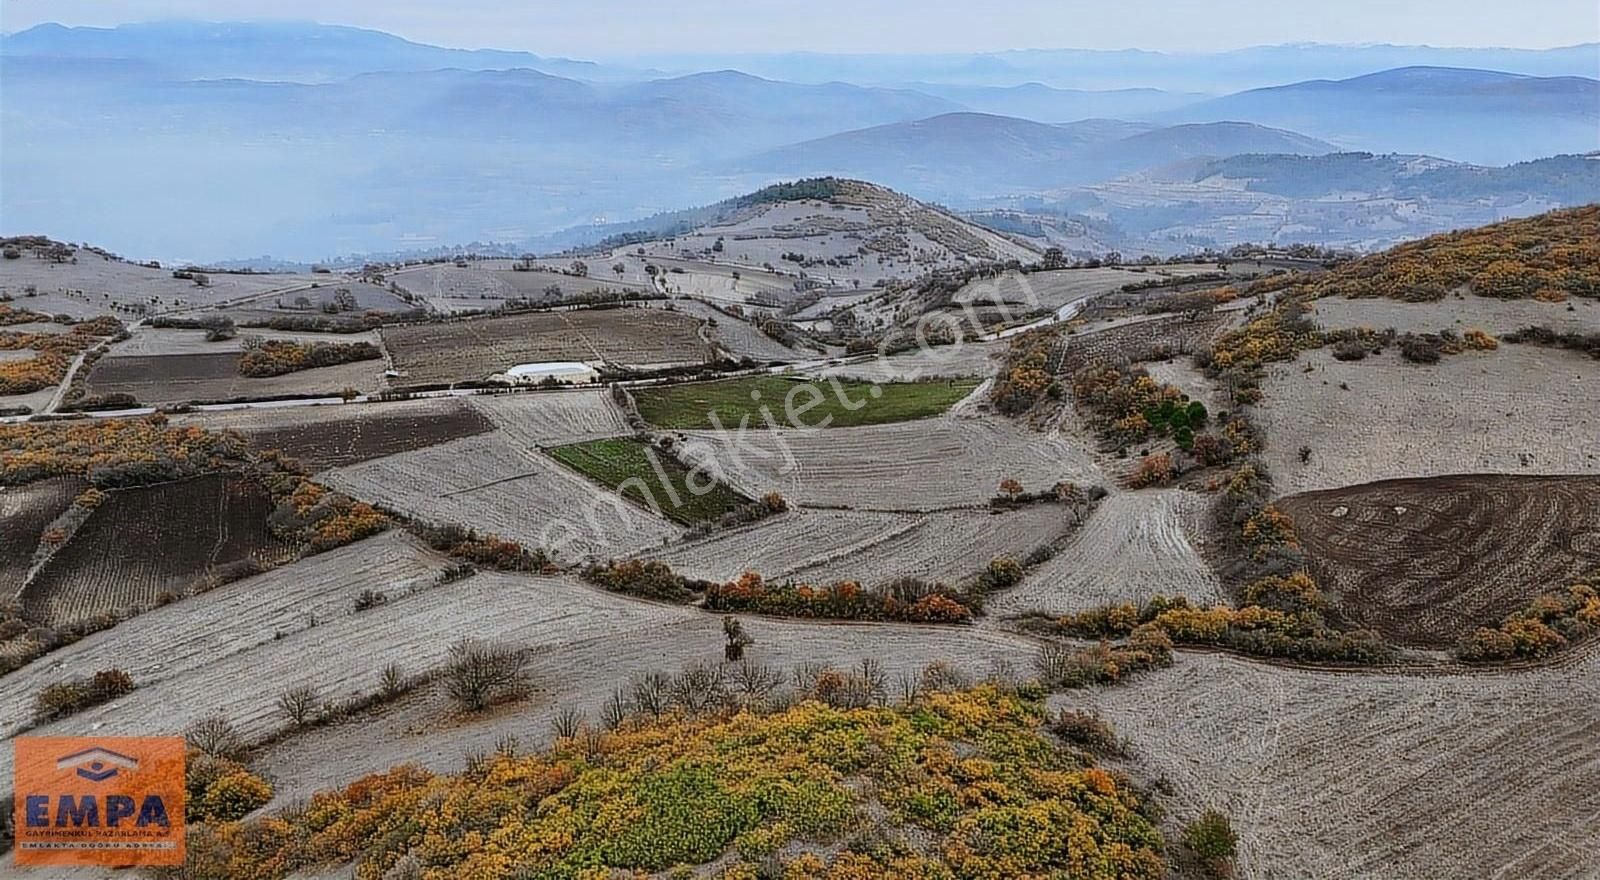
[494,361,601,386]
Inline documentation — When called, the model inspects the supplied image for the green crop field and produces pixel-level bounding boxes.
[632,376,982,430]
[546,437,751,525]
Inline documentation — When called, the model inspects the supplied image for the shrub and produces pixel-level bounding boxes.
[33,668,135,722]
[277,684,320,726]
[585,558,698,603]
[186,714,247,761]
[198,769,274,822]
[1331,339,1369,361]
[1399,333,1442,364]
[1184,808,1239,872]
[352,589,388,612]
[237,339,381,377]
[1130,453,1176,488]
[979,557,1024,590]
[1051,709,1125,757]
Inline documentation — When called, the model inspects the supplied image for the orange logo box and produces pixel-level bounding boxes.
[12,736,185,867]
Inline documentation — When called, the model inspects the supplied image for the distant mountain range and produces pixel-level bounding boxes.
[729,114,1335,197]
[2,20,1597,260]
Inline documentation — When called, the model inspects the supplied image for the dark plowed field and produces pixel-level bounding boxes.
[0,476,87,596]
[245,401,494,471]
[1278,474,1600,647]
[18,473,300,625]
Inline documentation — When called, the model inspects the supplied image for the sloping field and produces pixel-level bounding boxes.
[320,432,681,561]
[954,266,1156,312]
[381,307,713,385]
[84,351,388,404]
[810,341,1004,382]
[0,476,86,596]
[0,251,333,313]
[678,415,1103,510]
[1258,345,1600,494]
[643,504,1070,587]
[1277,475,1600,647]
[986,489,1224,617]
[104,327,385,358]
[634,375,981,430]
[17,474,301,626]
[1311,294,1600,337]
[1073,650,1600,880]
[547,437,753,526]
[180,398,493,472]
[669,299,801,363]
[468,390,633,448]
[0,532,444,741]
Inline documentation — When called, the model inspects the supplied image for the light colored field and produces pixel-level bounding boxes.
[1257,345,1600,495]
[320,431,681,561]
[672,298,801,362]
[954,267,1156,312]
[1071,648,1600,880]
[105,326,384,358]
[0,348,37,364]
[644,504,1071,587]
[0,250,335,314]
[678,414,1104,511]
[0,388,54,414]
[987,489,1223,617]
[255,614,1042,807]
[810,341,1005,382]
[1310,293,1600,336]
[467,389,634,448]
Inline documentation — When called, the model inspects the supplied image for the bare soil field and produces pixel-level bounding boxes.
[381,306,713,384]
[644,504,1071,587]
[953,266,1158,312]
[1310,294,1600,336]
[1058,312,1233,375]
[0,476,86,595]
[105,326,384,358]
[678,414,1104,511]
[671,298,801,362]
[467,389,634,448]
[987,488,1224,617]
[810,341,1004,382]
[18,474,300,626]
[389,263,650,312]
[185,398,494,472]
[320,431,681,561]
[1257,345,1600,494]
[0,250,338,315]
[1072,649,1600,880]
[85,351,389,404]
[1277,474,1600,647]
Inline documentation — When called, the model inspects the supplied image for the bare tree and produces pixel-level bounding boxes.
[277,684,319,726]
[444,638,529,712]
[185,714,246,761]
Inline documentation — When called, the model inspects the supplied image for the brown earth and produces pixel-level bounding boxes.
[381,307,714,384]
[85,351,387,404]
[18,473,300,625]
[1277,474,1600,647]
[0,476,87,596]
[242,400,493,471]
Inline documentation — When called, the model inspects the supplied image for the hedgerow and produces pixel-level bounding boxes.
[237,339,382,378]
[705,571,974,623]
[1455,574,1600,662]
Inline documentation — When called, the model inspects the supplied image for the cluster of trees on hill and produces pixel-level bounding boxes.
[237,338,381,377]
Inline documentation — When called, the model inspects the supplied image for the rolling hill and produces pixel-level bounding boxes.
[1161,66,1600,164]
[728,114,1335,198]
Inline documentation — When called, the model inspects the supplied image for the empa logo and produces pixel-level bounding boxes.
[56,746,139,782]
[12,735,186,868]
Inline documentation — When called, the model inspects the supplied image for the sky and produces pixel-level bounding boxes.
[3,0,1597,56]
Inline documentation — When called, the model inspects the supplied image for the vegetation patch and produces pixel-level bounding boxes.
[705,571,975,623]
[237,338,382,378]
[0,415,251,488]
[633,375,981,429]
[176,686,1166,879]
[1455,574,1600,662]
[0,317,123,395]
[1503,325,1600,360]
[547,437,752,525]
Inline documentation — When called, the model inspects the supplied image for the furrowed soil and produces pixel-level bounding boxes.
[467,389,633,448]
[381,307,713,384]
[186,398,495,472]
[1277,474,1600,647]
[0,475,87,595]
[18,473,300,626]
[319,432,681,561]
[678,415,1104,511]
[84,351,388,404]
[986,488,1224,618]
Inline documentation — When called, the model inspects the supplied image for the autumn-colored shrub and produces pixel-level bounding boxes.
[0,416,251,488]
[172,686,1166,879]
[584,558,698,602]
[705,571,972,623]
[1130,453,1176,488]
[237,339,381,377]
[1455,576,1598,662]
[1185,809,1239,877]
[33,668,136,722]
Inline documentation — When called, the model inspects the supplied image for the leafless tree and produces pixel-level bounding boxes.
[444,638,529,712]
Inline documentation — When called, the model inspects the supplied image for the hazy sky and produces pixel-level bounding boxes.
[4,0,1597,55]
